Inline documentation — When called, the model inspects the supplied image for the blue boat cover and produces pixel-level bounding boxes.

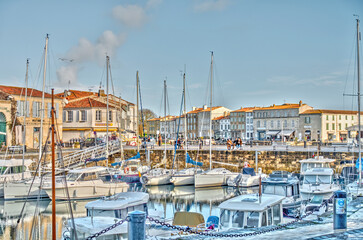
[111,152,141,166]
[356,158,363,170]
[186,153,203,167]
[242,167,256,176]
[85,157,107,163]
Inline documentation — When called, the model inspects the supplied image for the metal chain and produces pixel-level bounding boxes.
[147,194,336,238]
[85,217,129,240]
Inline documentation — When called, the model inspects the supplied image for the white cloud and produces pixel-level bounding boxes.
[146,0,163,9]
[112,5,147,28]
[194,0,230,12]
[56,30,126,86]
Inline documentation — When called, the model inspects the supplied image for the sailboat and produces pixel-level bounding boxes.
[141,79,172,186]
[195,52,238,188]
[110,71,149,183]
[171,72,203,186]
[3,35,50,200]
[348,17,363,197]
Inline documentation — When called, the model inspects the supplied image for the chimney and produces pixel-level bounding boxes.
[203,104,207,110]
[192,107,196,111]
[273,104,275,107]
[299,100,302,106]
[98,89,105,97]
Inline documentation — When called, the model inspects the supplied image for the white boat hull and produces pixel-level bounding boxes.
[3,180,48,200]
[195,173,238,188]
[141,174,171,186]
[170,175,194,186]
[300,186,339,201]
[43,181,128,200]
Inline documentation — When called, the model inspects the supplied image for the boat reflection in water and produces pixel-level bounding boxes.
[0,184,259,239]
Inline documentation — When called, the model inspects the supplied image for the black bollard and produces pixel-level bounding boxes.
[333,190,347,230]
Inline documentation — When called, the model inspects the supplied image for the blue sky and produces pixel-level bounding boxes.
[0,0,362,116]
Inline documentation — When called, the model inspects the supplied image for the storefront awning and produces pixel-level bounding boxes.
[266,130,280,136]
[278,130,295,137]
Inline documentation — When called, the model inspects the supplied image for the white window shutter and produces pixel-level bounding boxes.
[76,110,79,122]
[47,103,51,118]
[63,111,66,122]
[56,103,59,118]
[84,110,87,121]
[32,102,36,117]
[26,101,30,117]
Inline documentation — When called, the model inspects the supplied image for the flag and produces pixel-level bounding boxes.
[186,153,203,167]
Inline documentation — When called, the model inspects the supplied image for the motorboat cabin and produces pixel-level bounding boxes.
[218,194,284,229]
[299,157,335,177]
[262,171,301,215]
[300,168,339,201]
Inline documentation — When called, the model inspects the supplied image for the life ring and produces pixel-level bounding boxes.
[243,162,251,168]
[124,167,129,173]
[130,141,137,146]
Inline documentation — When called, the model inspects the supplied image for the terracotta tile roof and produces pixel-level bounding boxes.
[301,109,359,115]
[231,107,260,113]
[254,103,306,111]
[55,90,96,100]
[213,115,229,121]
[0,85,59,98]
[64,98,116,109]
[148,117,162,121]
[188,106,222,114]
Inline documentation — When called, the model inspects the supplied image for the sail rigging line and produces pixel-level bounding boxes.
[108,61,116,95]
[138,79,146,138]
[16,126,51,226]
[172,90,184,170]
[54,114,79,240]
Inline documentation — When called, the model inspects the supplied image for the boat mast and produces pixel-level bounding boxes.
[22,59,29,180]
[106,56,109,166]
[51,89,56,240]
[209,52,213,171]
[38,34,48,177]
[184,72,187,168]
[356,17,362,188]
[119,96,124,160]
[164,79,167,164]
[136,71,140,153]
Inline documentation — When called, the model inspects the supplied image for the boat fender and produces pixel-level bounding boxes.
[234,173,243,185]
[141,176,148,184]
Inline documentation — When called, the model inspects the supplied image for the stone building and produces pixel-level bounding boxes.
[147,117,161,138]
[299,109,362,142]
[0,85,63,149]
[230,107,259,140]
[253,101,313,141]
[212,114,230,140]
[56,89,136,142]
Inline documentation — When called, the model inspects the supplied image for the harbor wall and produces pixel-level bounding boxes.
[113,149,352,174]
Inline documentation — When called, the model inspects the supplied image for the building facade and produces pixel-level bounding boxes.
[0,85,63,149]
[230,107,258,140]
[56,89,136,142]
[253,101,313,141]
[298,109,362,142]
[212,115,230,140]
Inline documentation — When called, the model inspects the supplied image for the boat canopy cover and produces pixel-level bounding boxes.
[111,152,141,166]
[85,157,107,163]
[242,168,256,176]
[0,159,33,167]
[356,159,363,170]
[186,153,203,167]
[172,212,205,227]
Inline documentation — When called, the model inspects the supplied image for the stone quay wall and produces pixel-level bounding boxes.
[114,149,353,174]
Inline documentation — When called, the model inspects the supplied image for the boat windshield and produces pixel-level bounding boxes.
[304,175,331,184]
[67,173,81,181]
[263,185,285,196]
[310,195,323,204]
[0,167,8,174]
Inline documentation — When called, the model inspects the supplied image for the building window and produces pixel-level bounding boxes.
[345,115,348,120]
[339,123,341,130]
[32,102,41,118]
[305,117,311,124]
[339,115,341,120]
[270,120,273,128]
[291,120,295,127]
[332,123,335,130]
[326,123,329,130]
[277,120,280,128]
[257,120,260,128]
[263,121,266,127]
[284,120,287,128]
[352,116,354,120]
[332,115,335,121]
[96,110,101,121]
[67,111,73,122]
[346,123,348,129]
[326,115,329,120]
[108,110,112,121]
[80,110,87,121]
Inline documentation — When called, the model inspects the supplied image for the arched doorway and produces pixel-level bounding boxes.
[0,112,6,146]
